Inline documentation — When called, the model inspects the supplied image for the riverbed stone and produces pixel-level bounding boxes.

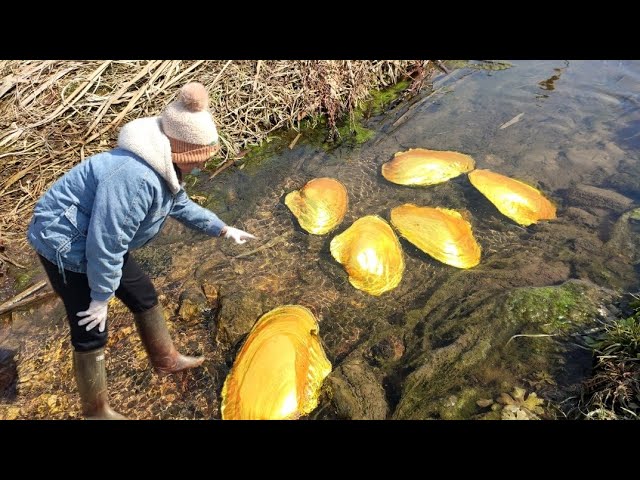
[325,358,388,420]
[214,290,263,348]
[566,184,633,214]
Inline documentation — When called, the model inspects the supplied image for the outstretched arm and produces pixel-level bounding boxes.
[170,190,257,243]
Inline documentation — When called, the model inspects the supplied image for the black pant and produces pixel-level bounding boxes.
[39,253,158,352]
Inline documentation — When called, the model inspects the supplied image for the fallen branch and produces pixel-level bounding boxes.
[0,280,51,316]
[0,252,25,268]
[233,232,290,260]
[0,290,55,316]
[288,132,302,149]
[209,157,239,180]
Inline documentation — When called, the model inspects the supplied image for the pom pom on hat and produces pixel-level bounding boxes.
[161,81,219,148]
[179,82,209,112]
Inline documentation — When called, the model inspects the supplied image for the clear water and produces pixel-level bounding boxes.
[2,60,639,418]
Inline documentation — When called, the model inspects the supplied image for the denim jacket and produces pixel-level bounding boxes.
[27,117,227,302]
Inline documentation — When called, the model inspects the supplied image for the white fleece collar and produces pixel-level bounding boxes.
[117,117,181,194]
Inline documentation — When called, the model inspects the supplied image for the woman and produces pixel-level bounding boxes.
[27,82,256,419]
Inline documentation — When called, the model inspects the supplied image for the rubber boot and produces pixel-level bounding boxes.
[133,304,204,375]
[73,348,127,420]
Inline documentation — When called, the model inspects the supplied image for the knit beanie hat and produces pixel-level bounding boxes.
[161,82,219,164]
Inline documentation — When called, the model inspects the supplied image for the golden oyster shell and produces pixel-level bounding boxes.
[382,148,476,186]
[221,305,332,420]
[390,204,481,269]
[330,215,405,296]
[468,169,557,226]
[285,177,348,235]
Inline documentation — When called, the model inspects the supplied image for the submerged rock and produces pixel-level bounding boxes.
[177,281,209,324]
[366,335,405,368]
[566,184,633,215]
[606,208,640,263]
[325,358,389,420]
[391,279,614,419]
[201,281,219,308]
[564,207,600,229]
[215,290,264,348]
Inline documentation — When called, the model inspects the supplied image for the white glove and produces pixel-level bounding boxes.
[77,298,110,332]
[222,226,257,245]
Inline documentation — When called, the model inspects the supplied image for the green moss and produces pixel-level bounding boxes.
[14,272,34,291]
[629,208,640,221]
[300,114,328,131]
[240,135,291,173]
[503,282,595,333]
[364,80,410,117]
[438,387,479,420]
[404,308,427,325]
[235,124,329,175]
[333,80,412,147]
[336,119,375,146]
[459,338,493,369]
[198,79,412,169]
[352,123,375,143]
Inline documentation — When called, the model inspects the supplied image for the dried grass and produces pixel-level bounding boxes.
[0,60,432,266]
